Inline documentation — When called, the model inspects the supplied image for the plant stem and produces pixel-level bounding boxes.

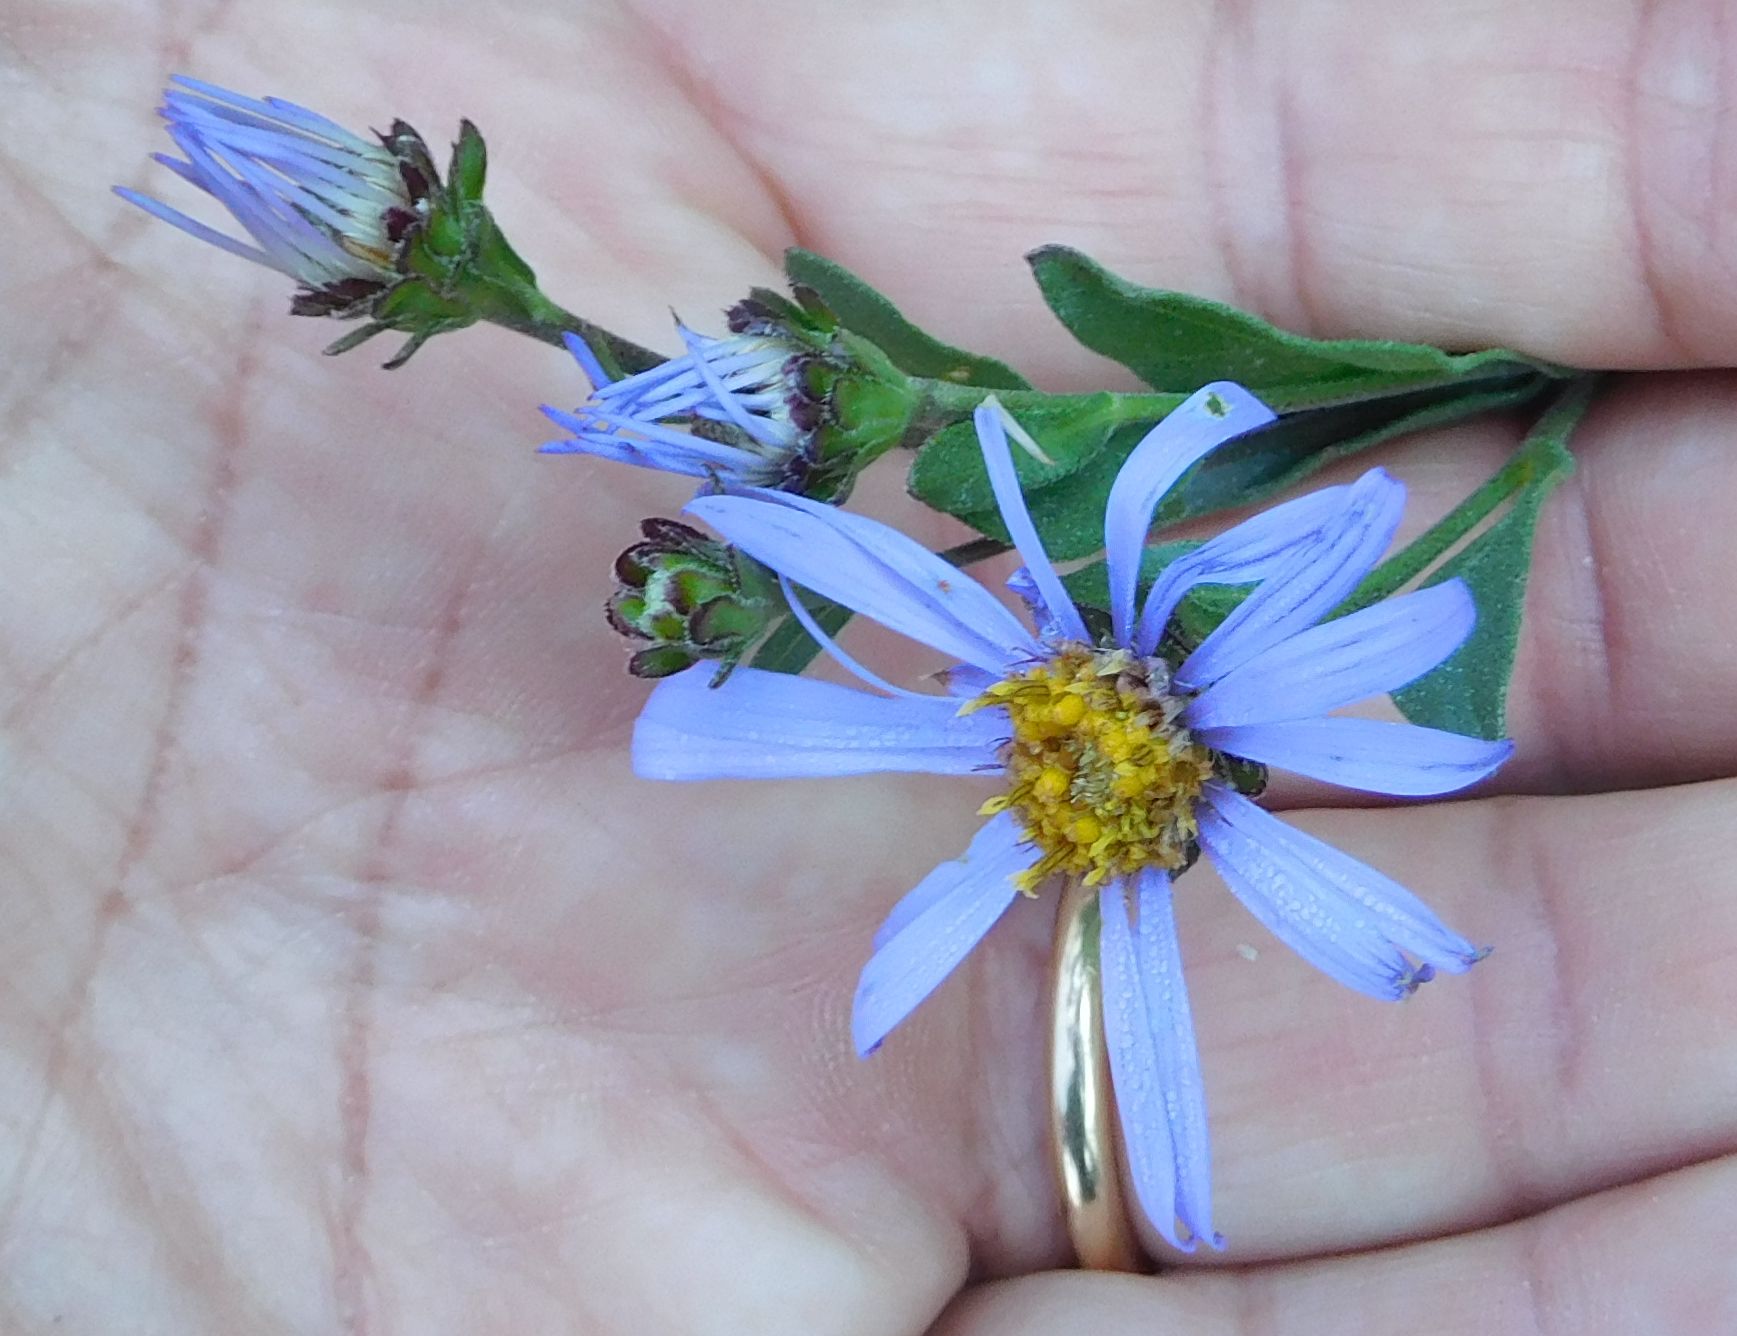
[939,536,1011,567]
[480,283,664,380]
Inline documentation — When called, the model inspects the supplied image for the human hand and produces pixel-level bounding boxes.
[3,3,1734,1331]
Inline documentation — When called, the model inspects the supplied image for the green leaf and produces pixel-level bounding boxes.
[1392,379,1593,738]
[749,592,853,675]
[1028,245,1565,404]
[785,248,1031,390]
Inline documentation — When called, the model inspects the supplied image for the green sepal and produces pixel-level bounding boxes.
[447,119,489,205]
[784,247,1030,389]
[629,646,701,678]
[310,119,658,376]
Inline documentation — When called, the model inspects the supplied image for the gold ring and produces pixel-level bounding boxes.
[1048,878,1145,1271]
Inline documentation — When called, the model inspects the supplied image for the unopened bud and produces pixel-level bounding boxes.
[607,519,777,679]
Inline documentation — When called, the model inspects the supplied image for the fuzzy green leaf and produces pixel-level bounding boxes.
[1027,245,1565,404]
[785,248,1030,390]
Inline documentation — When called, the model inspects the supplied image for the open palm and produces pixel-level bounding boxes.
[4,3,1735,1332]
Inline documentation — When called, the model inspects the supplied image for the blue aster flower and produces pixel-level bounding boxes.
[116,76,428,313]
[541,326,808,487]
[630,383,1512,1251]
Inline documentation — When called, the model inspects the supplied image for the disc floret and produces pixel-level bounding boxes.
[970,646,1216,893]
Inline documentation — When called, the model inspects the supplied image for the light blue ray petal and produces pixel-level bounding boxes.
[872,812,1028,950]
[1129,869,1220,1250]
[1133,484,1351,657]
[167,75,373,152]
[1104,383,1277,647]
[1179,467,1405,690]
[1005,567,1070,644]
[113,187,273,268]
[632,665,1006,780]
[1199,784,1485,996]
[777,574,929,700]
[562,331,614,391]
[539,406,771,480]
[974,404,1087,643]
[1197,716,1512,796]
[1185,579,1476,729]
[852,826,1030,1055]
[688,491,1041,674]
[1099,877,1183,1250]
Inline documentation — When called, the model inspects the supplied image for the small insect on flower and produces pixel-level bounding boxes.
[115,76,435,318]
[541,293,917,502]
[628,383,1513,1251]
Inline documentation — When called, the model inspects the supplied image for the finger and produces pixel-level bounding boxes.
[640,0,1737,373]
[934,1155,1737,1336]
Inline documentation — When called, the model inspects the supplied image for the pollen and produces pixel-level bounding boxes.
[967,646,1214,894]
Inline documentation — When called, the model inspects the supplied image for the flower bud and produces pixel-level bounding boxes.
[607,519,778,678]
[117,77,625,369]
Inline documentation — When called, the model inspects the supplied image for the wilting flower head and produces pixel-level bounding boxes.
[629,383,1512,1250]
[544,326,805,485]
[116,76,432,316]
[542,295,917,501]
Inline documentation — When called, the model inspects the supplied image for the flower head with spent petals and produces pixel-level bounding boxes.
[116,76,433,316]
[542,295,917,501]
[629,383,1512,1251]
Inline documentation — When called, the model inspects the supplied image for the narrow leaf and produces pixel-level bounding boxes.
[750,592,853,675]
[1027,245,1565,402]
[786,248,1030,389]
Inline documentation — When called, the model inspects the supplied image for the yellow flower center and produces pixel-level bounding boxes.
[967,646,1215,893]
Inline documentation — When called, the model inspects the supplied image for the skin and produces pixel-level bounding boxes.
[2,0,1735,1331]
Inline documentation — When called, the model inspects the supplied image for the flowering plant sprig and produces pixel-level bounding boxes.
[117,72,1610,1262]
